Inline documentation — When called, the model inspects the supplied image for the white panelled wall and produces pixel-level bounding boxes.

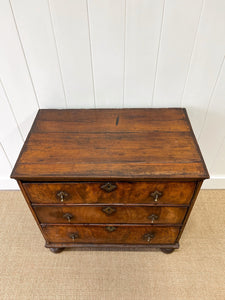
[0,0,224,189]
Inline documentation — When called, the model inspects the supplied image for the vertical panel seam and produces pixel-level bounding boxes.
[151,0,166,107]
[0,142,12,168]
[209,135,225,171]
[8,0,40,109]
[122,0,127,108]
[47,0,68,108]
[197,55,225,141]
[0,78,24,142]
[86,0,96,108]
[180,0,205,106]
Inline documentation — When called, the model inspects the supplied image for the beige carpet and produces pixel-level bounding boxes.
[0,190,224,300]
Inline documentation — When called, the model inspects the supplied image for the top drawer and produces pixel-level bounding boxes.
[23,181,195,205]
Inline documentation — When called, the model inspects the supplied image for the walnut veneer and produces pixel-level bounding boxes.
[11,108,209,253]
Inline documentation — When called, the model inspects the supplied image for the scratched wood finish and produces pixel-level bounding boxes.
[20,132,200,164]
[34,205,187,225]
[34,108,190,132]
[11,109,209,180]
[42,225,180,244]
[24,181,195,205]
[10,109,209,252]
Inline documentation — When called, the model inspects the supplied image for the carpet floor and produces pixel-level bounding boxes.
[0,190,224,300]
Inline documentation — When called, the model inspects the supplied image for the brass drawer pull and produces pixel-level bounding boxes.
[148,214,159,223]
[70,232,79,240]
[106,226,117,232]
[150,190,162,202]
[102,206,116,215]
[56,191,68,202]
[143,232,155,242]
[101,182,117,192]
[63,213,73,222]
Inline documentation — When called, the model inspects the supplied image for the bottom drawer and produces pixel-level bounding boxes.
[42,225,180,245]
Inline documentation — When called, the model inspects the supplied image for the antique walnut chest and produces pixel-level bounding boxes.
[11,108,209,254]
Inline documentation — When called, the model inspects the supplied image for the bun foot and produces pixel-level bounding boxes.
[50,247,65,254]
[160,248,175,254]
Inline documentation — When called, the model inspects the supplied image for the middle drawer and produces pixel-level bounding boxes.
[34,205,187,225]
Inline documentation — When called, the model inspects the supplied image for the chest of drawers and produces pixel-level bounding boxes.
[11,108,209,253]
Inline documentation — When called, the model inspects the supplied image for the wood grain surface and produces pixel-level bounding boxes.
[42,224,180,244]
[11,109,209,180]
[24,181,195,205]
[34,205,187,225]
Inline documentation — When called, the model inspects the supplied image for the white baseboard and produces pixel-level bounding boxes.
[202,177,225,189]
[0,177,225,190]
[0,178,19,190]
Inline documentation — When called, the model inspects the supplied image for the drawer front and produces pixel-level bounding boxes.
[43,225,180,244]
[24,181,195,204]
[34,205,187,224]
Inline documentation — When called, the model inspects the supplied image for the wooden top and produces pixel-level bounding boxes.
[11,108,209,181]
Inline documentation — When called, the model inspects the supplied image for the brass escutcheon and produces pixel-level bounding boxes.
[102,206,116,215]
[101,182,117,192]
[106,226,117,232]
